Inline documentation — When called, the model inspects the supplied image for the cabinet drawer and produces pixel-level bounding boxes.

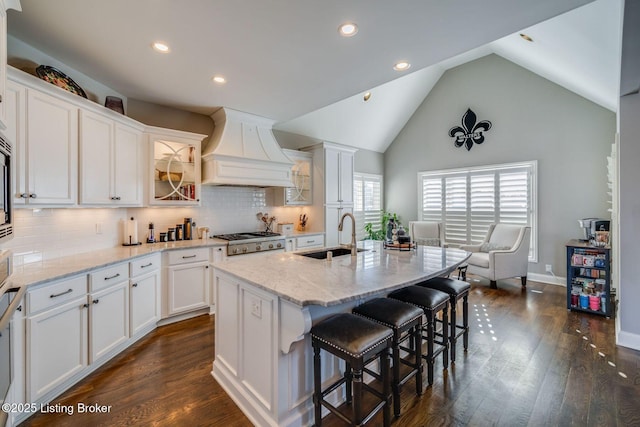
[296,235,324,248]
[89,263,129,292]
[167,248,209,265]
[27,275,87,314]
[130,253,161,278]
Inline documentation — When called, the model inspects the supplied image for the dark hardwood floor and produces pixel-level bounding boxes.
[19,277,640,427]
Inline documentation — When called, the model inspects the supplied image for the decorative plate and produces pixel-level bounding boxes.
[35,65,87,98]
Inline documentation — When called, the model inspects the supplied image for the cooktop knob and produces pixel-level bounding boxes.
[268,244,274,249]
[276,242,282,248]
[242,247,248,253]
[233,248,238,254]
[256,245,261,251]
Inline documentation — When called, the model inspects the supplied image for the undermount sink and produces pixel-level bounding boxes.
[297,247,366,259]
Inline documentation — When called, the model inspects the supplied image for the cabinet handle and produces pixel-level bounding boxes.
[17,305,22,312]
[50,288,73,298]
[307,240,314,243]
[205,265,209,269]
[110,196,121,201]
[93,299,100,304]
[104,273,121,280]
[83,303,90,308]
[29,193,37,198]
[140,262,153,268]
[132,283,138,287]
[19,193,28,199]
[182,255,197,259]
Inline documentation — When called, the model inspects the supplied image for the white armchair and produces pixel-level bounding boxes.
[459,223,531,289]
[408,221,445,247]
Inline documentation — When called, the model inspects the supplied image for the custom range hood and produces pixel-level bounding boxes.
[201,108,294,187]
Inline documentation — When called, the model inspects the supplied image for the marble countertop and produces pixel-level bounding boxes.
[213,240,471,307]
[9,238,228,289]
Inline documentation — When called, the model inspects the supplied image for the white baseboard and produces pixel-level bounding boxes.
[616,325,640,351]
[528,272,566,286]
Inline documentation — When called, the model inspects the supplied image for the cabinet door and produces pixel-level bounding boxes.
[5,81,26,206]
[79,110,113,204]
[130,271,160,337]
[26,89,78,204]
[325,148,341,204]
[338,151,354,205]
[27,298,88,401]
[0,8,7,130]
[114,123,143,205]
[325,206,353,247]
[166,262,210,316]
[149,134,201,206]
[89,281,129,363]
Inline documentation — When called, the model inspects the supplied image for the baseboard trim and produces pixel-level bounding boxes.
[528,272,566,286]
[616,327,640,351]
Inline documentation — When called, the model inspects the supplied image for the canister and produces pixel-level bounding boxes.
[167,228,176,241]
[589,295,600,311]
[579,293,589,309]
[184,218,193,240]
[176,224,183,240]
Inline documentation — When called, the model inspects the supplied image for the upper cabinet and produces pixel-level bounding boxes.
[273,149,313,206]
[324,145,355,206]
[147,127,207,206]
[79,110,144,206]
[6,77,78,206]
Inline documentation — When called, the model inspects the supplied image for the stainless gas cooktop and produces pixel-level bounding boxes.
[213,232,285,256]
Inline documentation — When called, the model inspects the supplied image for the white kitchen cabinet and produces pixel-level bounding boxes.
[304,142,358,247]
[209,246,226,313]
[5,296,25,427]
[284,237,295,252]
[0,2,8,130]
[129,254,161,337]
[273,149,313,206]
[7,77,78,206]
[147,126,207,206]
[324,147,354,205]
[89,280,129,363]
[295,234,325,250]
[164,248,210,317]
[26,275,88,402]
[79,110,143,205]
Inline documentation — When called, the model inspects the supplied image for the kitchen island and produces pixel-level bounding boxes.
[211,241,470,427]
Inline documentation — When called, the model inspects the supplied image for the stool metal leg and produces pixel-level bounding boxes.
[353,368,363,425]
[382,348,392,427]
[450,297,458,363]
[313,345,322,426]
[463,294,469,350]
[414,324,423,395]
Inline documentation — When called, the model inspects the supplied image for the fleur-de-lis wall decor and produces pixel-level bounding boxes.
[448,108,492,151]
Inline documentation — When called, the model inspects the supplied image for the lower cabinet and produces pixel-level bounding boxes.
[27,295,88,402]
[164,248,210,317]
[89,281,129,363]
[130,254,161,337]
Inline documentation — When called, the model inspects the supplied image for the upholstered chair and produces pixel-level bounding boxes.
[459,223,531,289]
[408,221,445,247]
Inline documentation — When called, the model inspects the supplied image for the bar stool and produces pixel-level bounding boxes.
[388,286,449,386]
[417,277,470,362]
[352,298,424,418]
[311,313,393,427]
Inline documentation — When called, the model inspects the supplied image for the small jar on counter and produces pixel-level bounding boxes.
[167,228,176,241]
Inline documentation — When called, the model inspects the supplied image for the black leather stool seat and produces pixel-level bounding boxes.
[417,277,470,362]
[311,313,393,426]
[353,298,424,418]
[388,286,450,386]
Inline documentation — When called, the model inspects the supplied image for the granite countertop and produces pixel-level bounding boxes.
[213,240,470,307]
[9,238,228,289]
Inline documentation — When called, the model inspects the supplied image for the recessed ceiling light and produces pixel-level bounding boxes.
[393,61,411,71]
[338,22,358,37]
[519,33,534,42]
[212,75,226,84]
[152,42,170,53]
[363,92,371,101]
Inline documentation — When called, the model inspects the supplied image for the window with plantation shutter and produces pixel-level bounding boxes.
[353,173,383,240]
[418,161,537,261]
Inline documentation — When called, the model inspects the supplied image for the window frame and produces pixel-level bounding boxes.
[353,172,384,241]
[417,160,538,262]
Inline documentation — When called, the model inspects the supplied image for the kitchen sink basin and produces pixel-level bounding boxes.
[297,247,366,259]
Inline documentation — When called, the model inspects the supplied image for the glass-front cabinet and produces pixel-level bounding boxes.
[147,127,207,206]
[274,149,312,206]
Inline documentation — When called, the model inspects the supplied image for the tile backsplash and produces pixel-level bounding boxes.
[5,186,310,266]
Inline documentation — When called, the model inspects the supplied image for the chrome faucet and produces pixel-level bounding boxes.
[338,212,357,256]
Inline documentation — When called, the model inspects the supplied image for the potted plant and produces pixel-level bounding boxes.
[364,211,401,241]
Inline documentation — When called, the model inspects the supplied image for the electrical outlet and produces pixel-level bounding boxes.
[545,264,553,273]
[250,299,262,318]
[96,223,102,234]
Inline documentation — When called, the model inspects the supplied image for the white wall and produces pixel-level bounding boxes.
[384,54,615,276]
[616,92,640,349]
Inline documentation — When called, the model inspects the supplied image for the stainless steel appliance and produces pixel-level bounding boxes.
[0,250,24,427]
[0,134,13,244]
[213,231,285,256]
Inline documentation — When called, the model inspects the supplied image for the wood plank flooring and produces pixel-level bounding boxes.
[19,277,640,426]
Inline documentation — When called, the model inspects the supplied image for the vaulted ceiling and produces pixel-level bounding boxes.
[7,0,620,153]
